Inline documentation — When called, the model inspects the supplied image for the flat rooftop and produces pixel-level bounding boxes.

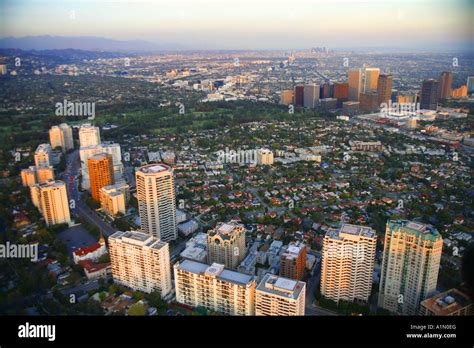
[138,164,170,174]
[257,273,305,299]
[176,259,255,286]
[421,289,472,315]
[326,224,376,239]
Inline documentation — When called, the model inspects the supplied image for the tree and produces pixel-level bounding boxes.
[128,302,146,316]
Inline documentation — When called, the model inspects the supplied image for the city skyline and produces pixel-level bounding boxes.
[1,0,473,51]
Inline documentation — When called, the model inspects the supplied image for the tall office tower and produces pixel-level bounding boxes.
[378,220,443,315]
[174,260,257,316]
[348,69,362,101]
[294,85,304,106]
[467,76,474,94]
[363,68,380,92]
[255,274,306,316]
[34,144,52,167]
[303,84,319,108]
[420,79,439,110]
[0,64,7,75]
[136,164,177,242]
[437,71,453,100]
[38,180,71,226]
[320,224,376,303]
[333,82,349,107]
[88,153,114,202]
[279,241,307,280]
[256,149,274,165]
[321,82,333,98]
[59,123,74,151]
[377,74,393,106]
[79,123,101,147]
[100,182,129,217]
[207,221,246,270]
[108,231,172,296]
[279,90,293,105]
[359,91,379,113]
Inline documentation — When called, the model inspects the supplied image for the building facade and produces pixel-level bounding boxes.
[207,221,246,270]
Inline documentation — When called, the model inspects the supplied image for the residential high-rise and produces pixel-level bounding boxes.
[279,90,293,105]
[255,274,306,316]
[378,220,443,315]
[207,221,246,270]
[136,164,177,242]
[348,69,362,101]
[49,124,74,153]
[333,82,349,107]
[294,85,304,106]
[303,84,319,108]
[256,149,274,165]
[88,153,114,202]
[38,180,71,226]
[437,71,453,100]
[363,68,380,92]
[377,74,393,106]
[108,231,172,296]
[34,144,52,167]
[100,182,129,217]
[21,166,54,187]
[174,260,256,316]
[80,142,123,190]
[420,79,439,110]
[79,123,101,147]
[451,85,467,98]
[321,82,333,98]
[279,241,306,280]
[320,224,376,303]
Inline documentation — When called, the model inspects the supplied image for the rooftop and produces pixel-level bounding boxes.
[138,163,171,174]
[256,273,305,299]
[421,289,472,315]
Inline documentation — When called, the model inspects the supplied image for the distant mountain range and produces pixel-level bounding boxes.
[0,36,185,52]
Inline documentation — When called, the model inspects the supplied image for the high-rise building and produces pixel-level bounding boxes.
[364,68,380,92]
[34,144,52,167]
[321,82,333,98]
[420,288,473,316]
[255,274,306,316]
[207,221,246,270]
[109,231,172,296]
[100,182,129,217]
[451,85,468,98]
[378,220,443,315]
[79,123,101,147]
[279,90,293,105]
[21,166,54,187]
[377,74,393,106]
[136,164,177,242]
[303,84,319,108]
[279,241,306,280]
[88,153,114,202]
[38,180,71,226]
[333,82,349,107]
[294,85,304,106]
[437,71,453,100]
[359,91,379,113]
[467,76,474,94]
[49,124,74,153]
[348,69,362,101]
[174,260,257,316]
[257,149,274,165]
[320,224,376,303]
[420,79,439,110]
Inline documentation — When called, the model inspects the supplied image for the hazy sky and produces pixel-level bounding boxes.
[1,0,473,50]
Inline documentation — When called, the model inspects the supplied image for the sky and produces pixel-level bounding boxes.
[1,0,473,50]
